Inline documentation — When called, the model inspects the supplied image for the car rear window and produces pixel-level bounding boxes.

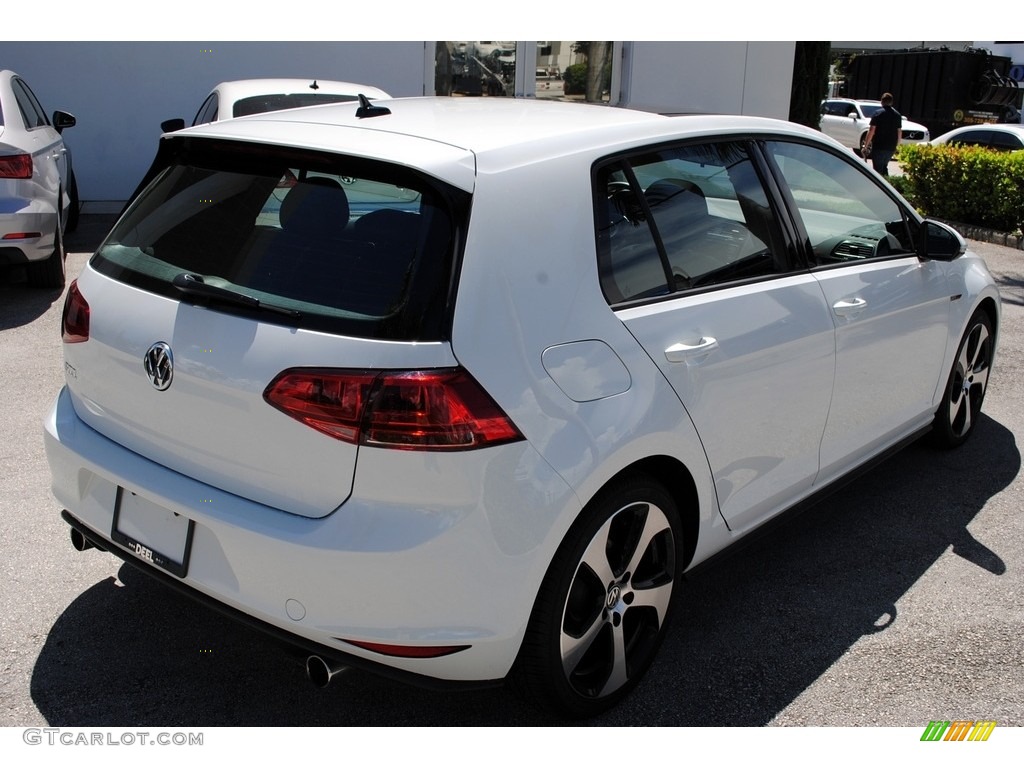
[91,139,468,341]
[233,93,360,118]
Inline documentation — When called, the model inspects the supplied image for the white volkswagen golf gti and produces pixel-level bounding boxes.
[44,96,999,717]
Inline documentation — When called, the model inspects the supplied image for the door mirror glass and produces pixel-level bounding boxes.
[918,219,967,261]
[161,118,186,133]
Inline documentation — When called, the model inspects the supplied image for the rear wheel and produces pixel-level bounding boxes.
[66,170,80,234]
[510,475,681,717]
[932,309,994,447]
[27,209,66,290]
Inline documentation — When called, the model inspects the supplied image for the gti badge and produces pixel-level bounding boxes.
[144,342,174,391]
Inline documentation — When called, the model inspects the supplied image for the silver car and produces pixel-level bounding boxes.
[0,69,76,288]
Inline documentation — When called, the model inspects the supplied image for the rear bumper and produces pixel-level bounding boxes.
[0,198,58,263]
[44,386,579,684]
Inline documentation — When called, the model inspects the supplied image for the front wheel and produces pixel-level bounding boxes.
[932,310,994,447]
[510,475,681,717]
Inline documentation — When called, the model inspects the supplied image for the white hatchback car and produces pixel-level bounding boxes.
[0,69,77,288]
[45,97,999,717]
[820,98,930,155]
[161,78,392,132]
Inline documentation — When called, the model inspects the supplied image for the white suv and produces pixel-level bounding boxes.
[820,98,930,155]
[45,96,998,717]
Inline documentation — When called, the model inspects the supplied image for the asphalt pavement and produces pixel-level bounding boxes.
[1,216,1021,727]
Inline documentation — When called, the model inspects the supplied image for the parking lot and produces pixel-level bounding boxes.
[1,215,1022,727]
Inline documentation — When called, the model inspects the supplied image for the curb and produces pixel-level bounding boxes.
[936,219,1024,251]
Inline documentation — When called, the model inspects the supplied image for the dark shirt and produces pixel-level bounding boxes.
[869,105,902,151]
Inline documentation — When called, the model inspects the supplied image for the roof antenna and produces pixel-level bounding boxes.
[356,93,391,119]
[309,80,320,90]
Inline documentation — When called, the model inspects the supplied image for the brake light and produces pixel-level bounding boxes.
[264,368,523,450]
[0,154,32,179]
[61,280,90,343]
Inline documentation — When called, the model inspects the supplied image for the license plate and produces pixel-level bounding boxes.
[111,487,194,578]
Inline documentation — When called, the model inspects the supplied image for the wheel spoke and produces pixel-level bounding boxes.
[578,518,616,588]
[560,609,607,676]
[599,622,629,697]
[629,579,674,620]
[623,505,671,580]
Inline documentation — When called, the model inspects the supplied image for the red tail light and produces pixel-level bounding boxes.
[0,154,32,179]
[264,368,523,450]
[61,280,90,343]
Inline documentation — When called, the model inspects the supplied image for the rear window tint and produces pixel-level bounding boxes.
[91,140,468,341]
[232,93,359,117]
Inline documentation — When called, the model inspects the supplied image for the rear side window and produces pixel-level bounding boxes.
[595,141,790,304]
[91,140,468,341]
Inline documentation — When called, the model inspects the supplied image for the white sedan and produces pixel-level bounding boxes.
[161,78,391,132]
[0,69,77,288]
[930,123,1024,151]
[47,97,998,718]
[820,98,930,155]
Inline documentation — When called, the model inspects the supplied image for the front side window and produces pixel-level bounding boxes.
[764,140,915,265]
[91,140,468,341]
[596,141,789,304]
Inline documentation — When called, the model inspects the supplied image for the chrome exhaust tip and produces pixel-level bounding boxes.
[70,527,95,552]
[306,655,349,688]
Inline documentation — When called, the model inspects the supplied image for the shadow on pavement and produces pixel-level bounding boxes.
[30,416,1019,726]
[0,216,117,331]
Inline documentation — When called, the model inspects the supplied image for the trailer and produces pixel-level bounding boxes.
[844,48,1022,138]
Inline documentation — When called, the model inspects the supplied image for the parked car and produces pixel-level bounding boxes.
[820,98,930,155]
[160,78,391,132]
[46,97,999,718]
[0,69,77,288]
[930,124,1024,151]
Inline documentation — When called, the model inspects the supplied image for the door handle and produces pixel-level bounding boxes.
[665,336,718,363]
[833,297,867,317]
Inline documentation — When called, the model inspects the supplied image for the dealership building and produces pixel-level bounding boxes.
[3,40,1019,209]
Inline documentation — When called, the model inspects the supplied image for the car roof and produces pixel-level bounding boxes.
[175,96,825,191]
[935,124,1024,140]
[213,78,391,103]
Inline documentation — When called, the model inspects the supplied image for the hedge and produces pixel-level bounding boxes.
[897,144,1024,234]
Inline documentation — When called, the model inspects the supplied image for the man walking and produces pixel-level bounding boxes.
[862,92,902,176]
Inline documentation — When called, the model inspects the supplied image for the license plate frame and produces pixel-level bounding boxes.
[111,487,194,578]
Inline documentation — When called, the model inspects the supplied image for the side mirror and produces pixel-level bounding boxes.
[848,112,858,120]
[52,110,76,134]
[161,118,186,133]
[917,219,967,261]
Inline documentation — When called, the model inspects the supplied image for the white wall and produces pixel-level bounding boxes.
[618,42,795,119]
[1,41,428,205]
[2,41,799,205]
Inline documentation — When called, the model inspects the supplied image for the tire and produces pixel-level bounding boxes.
[27,210,66,290]
[510,475,681,717]
[932,309,994,448]
[66,170,80,234]
[858,133,869,157]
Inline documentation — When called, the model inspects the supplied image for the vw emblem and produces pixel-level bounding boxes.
[144,342,174,391]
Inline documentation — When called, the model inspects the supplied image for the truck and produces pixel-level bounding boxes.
[842,48,1021,139]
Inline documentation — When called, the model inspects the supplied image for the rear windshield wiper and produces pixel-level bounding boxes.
[172,273,302,319]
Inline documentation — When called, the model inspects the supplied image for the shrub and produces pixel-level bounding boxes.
[899,143,1024,232]
[563,63,587,96]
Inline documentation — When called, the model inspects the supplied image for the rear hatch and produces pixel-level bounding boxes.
[64,136,472,518]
